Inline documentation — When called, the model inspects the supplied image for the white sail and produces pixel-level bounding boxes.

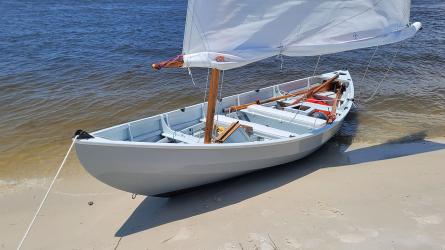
[182,0,421,70]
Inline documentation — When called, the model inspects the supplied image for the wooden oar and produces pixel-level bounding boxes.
[286,73,340,106]
[225,87,315,113]
[327,83,346,124]
[225,73,340,112]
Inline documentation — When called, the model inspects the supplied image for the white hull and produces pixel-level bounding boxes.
[75,71,354,196]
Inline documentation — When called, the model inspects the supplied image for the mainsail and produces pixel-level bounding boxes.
[152,0,422,144]
[182,0,422,70]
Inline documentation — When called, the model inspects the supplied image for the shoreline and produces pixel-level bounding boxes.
[1,134,442,192]
[2,137,445,249]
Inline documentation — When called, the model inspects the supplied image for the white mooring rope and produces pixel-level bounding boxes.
[17,135,78,250]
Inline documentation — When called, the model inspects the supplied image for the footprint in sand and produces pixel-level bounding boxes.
[413,215,443,225]
[403,210,443,225]
[315,201,344,218]
[329,228,379,243]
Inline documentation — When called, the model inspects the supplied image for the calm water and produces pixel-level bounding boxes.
[1,0,444,183]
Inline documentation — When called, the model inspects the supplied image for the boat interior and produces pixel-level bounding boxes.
[93,72,352,144]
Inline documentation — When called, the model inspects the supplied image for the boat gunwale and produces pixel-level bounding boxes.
[75,70,353,149]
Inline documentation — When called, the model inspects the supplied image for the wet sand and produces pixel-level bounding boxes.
[2,138,445,249]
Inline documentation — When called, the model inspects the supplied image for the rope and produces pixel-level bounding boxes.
[187,68,197,86]
[17,136,78,250]
[357,46,379,102]
[363,42,403,103]
[363,47,379,83]
[298,55,321,113]
[203,68,210,103]
[312,55,321,77]
[219,70,224,100]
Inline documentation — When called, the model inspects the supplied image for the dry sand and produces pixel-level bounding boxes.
[1,138,445,249]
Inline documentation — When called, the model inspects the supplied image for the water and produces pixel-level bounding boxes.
[0,0,444,182]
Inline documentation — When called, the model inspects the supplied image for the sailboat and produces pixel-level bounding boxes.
[75,0,421,196]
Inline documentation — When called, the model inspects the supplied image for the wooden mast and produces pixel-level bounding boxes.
[204,68,220,144]
[152,54,222,144]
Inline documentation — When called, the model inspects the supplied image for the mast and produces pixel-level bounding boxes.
[204,68,220,143]
[152,55,221,144]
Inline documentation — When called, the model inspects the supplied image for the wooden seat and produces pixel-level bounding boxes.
[161,115,201,144]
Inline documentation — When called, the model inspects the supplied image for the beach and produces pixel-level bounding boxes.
[2,138,444,249]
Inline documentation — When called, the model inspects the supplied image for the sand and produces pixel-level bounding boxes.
[1,138,445,250]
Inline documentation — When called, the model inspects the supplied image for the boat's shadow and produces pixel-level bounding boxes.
[116,124,444,237]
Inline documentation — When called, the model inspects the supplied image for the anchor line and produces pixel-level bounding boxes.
[17,136,78,250]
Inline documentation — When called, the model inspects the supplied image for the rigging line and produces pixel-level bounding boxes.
[17,136,78,250]
[219,70,224,100]
[357,45,379,103]
[299,55,321,113]
[364,42,403,103]
[203,68,210,103]
[312,55,321,77]
[188,68,197,86]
